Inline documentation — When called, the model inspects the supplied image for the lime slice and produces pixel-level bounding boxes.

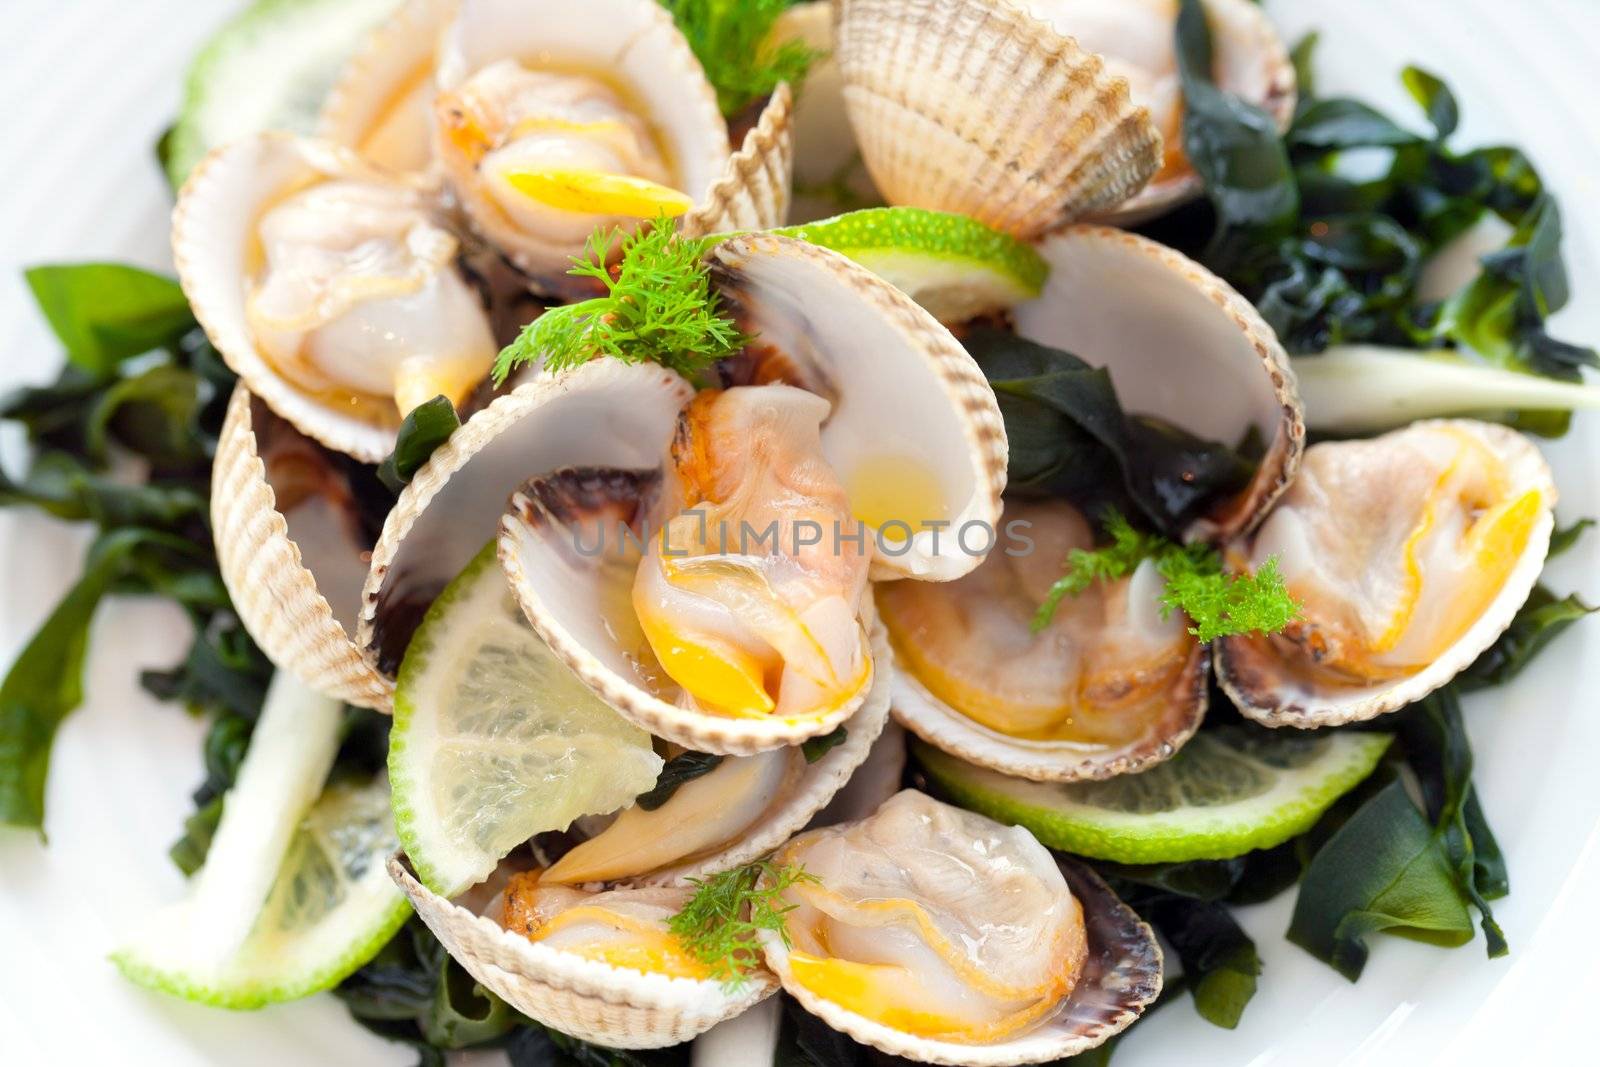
[164,0,400,187]
[772,207,1049,321]
[389,543,664,897]
[915,726,1392,863]
[113,673,411,1008]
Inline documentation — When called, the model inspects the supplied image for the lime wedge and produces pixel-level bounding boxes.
[113,673,410,1008]
[773,207,1049,321]
[389,543,664,897]
[915,727,1392,863]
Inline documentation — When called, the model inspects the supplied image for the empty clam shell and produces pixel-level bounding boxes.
[681,82,796,238]
[1217,419,1556,728]
[1013,225,1304,541]
[390,854,773,1047]
[710,233,1007,582]
[212,385,393,710]
[835,0,1162,237]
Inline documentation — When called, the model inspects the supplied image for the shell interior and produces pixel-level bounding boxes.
[1013,226,1303,541]
[1217,419,1556,727]
[317,0,453,172]
[710,233,1007,582]
[358,359,693,676]
[389,853,773,1048]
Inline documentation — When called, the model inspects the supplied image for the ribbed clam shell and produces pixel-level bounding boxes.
[625,621,892,886]
[1087,0,1296,226]
[681,82,796,237]
[759,855,1162,1065]
[212,385,394,710]
[709,233,1007,582]
[317,0,453,173]
[1217,419,1556,728]
[891,642,1209,783]
[812,720,908,827]
[835,0,1161,238]
[357,359,695,678]
[1014,225,1303,542]
[389,854,773,1048]
[173,132,424,462]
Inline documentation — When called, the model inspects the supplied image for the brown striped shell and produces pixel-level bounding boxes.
[835,0,1162,238]
[211,385,393,710]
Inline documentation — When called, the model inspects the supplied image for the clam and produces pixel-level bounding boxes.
[211,385,393,710]
[494,235,1005,755]
[173,132,498,461]
[541,619,893,887]
[880,499,1207,782]
[390,855,775,1047]
[1018,0,1296,224]
[428,0,792,281]
[1217,420,1555,727]
[834,0,1162,238]
[1012,225,1304,541]
[759,790,1162,1064]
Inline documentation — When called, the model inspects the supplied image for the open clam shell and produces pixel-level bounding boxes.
[758,794,1162,1066]
[431,0,791,279]
[174,132,489,463]
[357,359,695,679]
[880,499,1208,782]
[1013,225,1303,541]
[212,385,394,710]
[710,233,1007,582]
[564,620,892,887]
[317,0,453,173]
[835,0,1162,238]
[1217,419,1556,728]
[891,640,1209,784]
[1021,0,1295,225]
[390,855,774,1047]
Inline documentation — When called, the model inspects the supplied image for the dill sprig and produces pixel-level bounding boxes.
[662,0,821,116]
[1031,509,1301,642]
[491,218,747,383]
[667,859,816,990]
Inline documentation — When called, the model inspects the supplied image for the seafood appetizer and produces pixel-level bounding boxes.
[8,2,1597,1067]
[761,790,1160,1063]
[1218,420,1555,726]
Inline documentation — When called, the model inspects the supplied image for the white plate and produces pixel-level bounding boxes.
[1,1,1597,1064]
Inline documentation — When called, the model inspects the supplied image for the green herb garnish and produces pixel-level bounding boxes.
[667,859,816,989]
[636,750,724,811]
[1030,510,1300,642]
[377,394,460,494]
[800,725,847,764]
[492,218,747,383]
[661,0,819,117]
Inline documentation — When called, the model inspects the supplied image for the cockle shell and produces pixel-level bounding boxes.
[1013,225,1303,542]
[1217,419,1556,728]
[835,0,1162,238]
[211,385,393,710]
[173,132,474,462]
[389,855,774,1048]
[758,800,1162,1066]
[317,0,453,173]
